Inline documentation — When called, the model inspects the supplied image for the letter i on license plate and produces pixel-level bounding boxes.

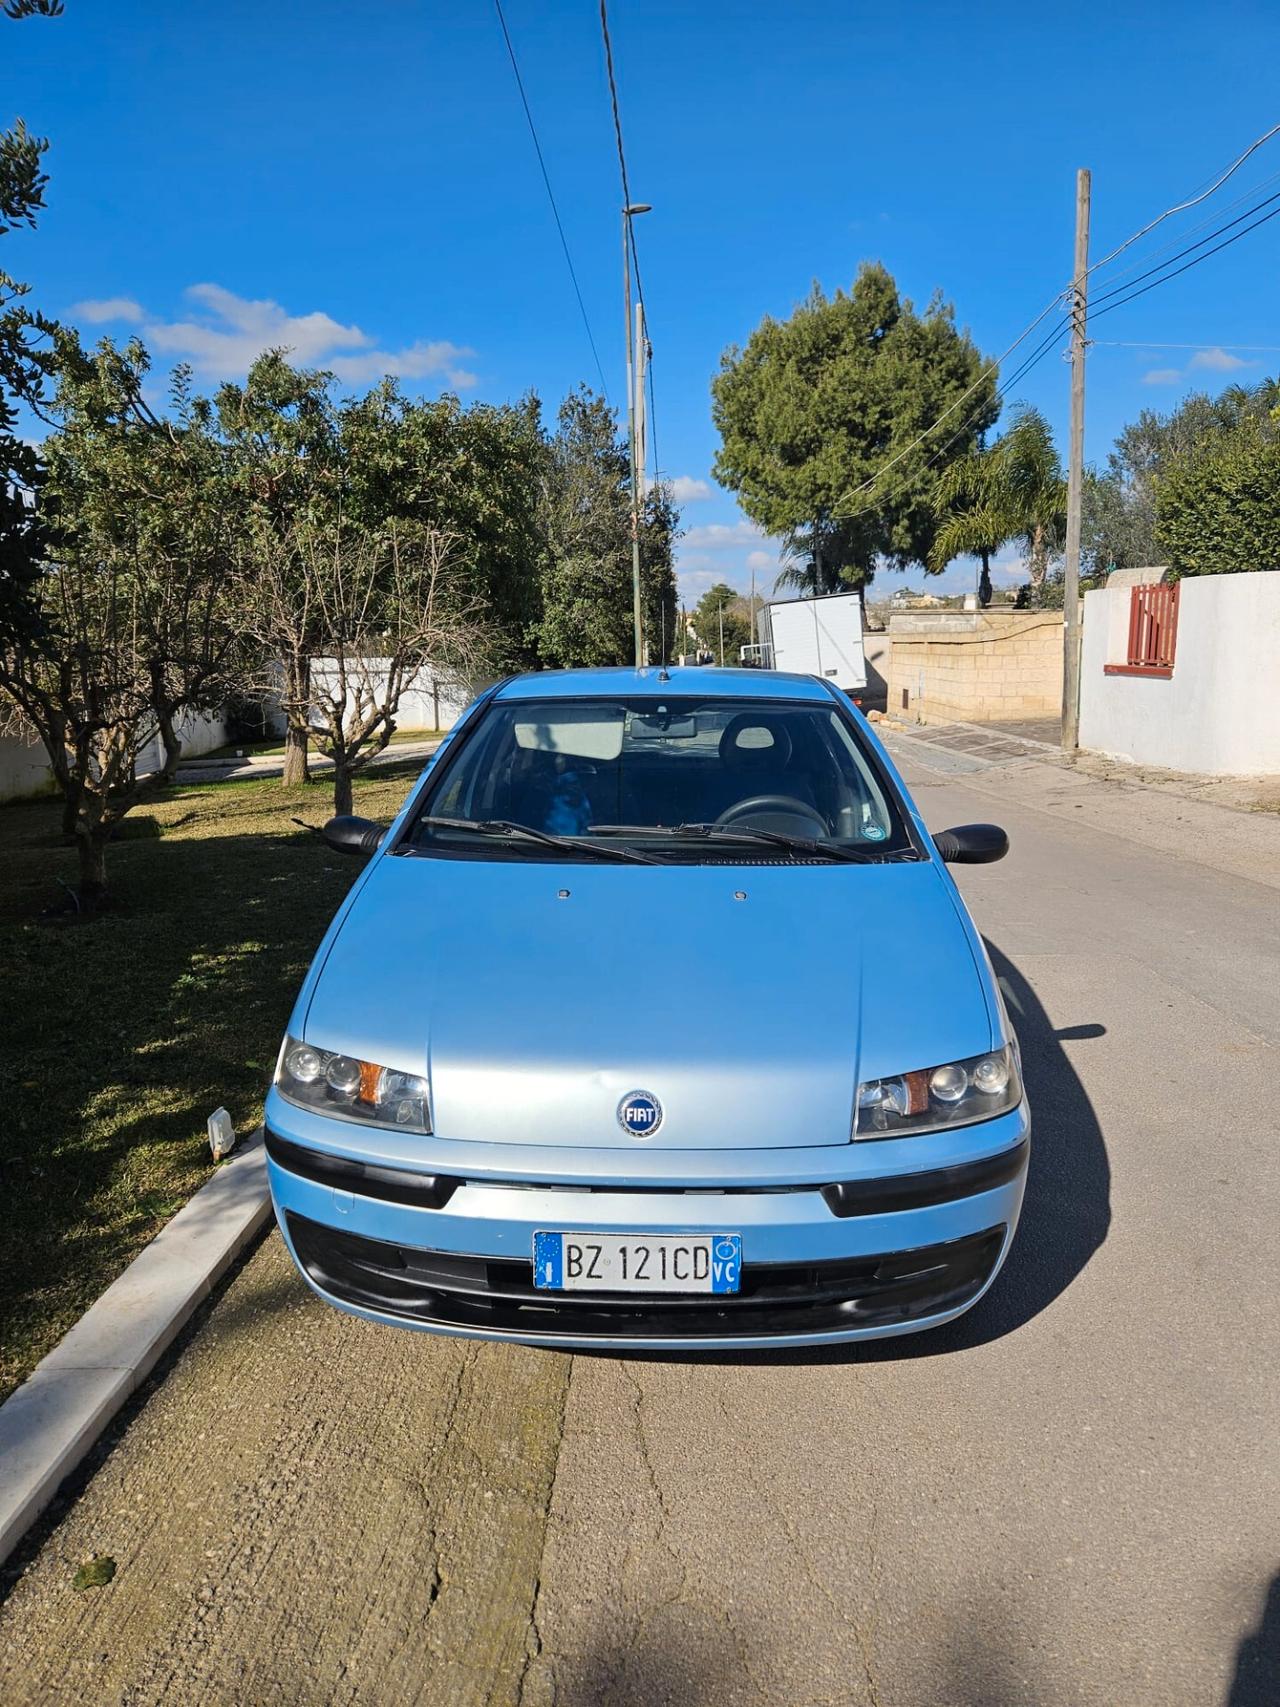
[532,1232,742,1293]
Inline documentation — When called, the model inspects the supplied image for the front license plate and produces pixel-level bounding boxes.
[532,1231,742,1294]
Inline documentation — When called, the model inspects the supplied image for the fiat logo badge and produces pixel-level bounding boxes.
[617,1090,663,1138]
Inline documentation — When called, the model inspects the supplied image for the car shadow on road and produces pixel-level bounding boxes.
[1228,1570,1280,1707]
[686,938,1112,1368]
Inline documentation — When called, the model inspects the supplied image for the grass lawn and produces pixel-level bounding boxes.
[0,759,426,1401]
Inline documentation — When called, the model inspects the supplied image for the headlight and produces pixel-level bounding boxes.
[854,1044,1020,1138]
[275,1034,431,1133]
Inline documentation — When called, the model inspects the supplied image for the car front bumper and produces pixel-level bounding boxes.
[264,1088,1029,1350]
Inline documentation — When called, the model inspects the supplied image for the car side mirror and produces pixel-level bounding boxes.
[932,823,1008,865]
[321,815,386,856]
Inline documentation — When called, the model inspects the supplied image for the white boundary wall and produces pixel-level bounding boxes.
[0,730,56,803]
[0,707,229,806]
[1079,571,1280,775]
[0,662,478,804]
[304,660,476,737]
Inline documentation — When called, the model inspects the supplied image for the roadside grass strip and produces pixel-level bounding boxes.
[0,761,424,1402]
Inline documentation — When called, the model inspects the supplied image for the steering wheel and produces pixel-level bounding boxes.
[715,795,828,834]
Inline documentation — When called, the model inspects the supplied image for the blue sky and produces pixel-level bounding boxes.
[8,0,1280,601]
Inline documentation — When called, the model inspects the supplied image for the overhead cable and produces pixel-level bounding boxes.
[494,0,609,396]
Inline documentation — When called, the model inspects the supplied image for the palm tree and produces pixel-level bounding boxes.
[929,407,1067,605]
[774,514,870,596]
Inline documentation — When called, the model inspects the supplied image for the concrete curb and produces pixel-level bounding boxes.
[0,1131,271,1568]
[176,738,442,786]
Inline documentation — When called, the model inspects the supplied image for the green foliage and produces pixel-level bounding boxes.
[1155,405,1280,577]
[1,117,60,639]
[930,406,1066,599]
[691,580,752,664]
[0,335,241,892]
[533,387,677,667]
[342,381,547,660]
[711,263,997,588]
[1083,381,1280,573]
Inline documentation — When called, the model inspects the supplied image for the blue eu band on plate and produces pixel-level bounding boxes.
[533,1231,742,1294]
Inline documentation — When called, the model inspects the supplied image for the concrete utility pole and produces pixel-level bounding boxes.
[622,203,650,667]
[1062,167,1091,751]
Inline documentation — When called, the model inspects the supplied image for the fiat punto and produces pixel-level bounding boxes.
[265,667,1028,1349]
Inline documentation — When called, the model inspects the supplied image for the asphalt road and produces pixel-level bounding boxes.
[2,739,1278,1706]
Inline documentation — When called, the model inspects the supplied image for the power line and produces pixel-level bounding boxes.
[598,1,649,332]
[818,297,1064,521]
[599,4,633,222]
[833,317,1070,523]
[493,0,609,397]
[824,137,1280,523]
[1086,121,1280,279]
[1088,185,1280,310]
[600,0,663,664]
[645,337,660,486]
[1088,165,1280,295]
[1089,198,1280,325]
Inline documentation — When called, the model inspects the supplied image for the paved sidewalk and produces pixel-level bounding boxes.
[176,737,442,786]
[881,720,1280,891]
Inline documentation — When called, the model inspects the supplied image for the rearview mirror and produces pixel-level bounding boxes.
[932,823,1008,865]
[321,815,386,856]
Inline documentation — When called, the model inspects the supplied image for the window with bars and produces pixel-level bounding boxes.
[1104,581,1180,678]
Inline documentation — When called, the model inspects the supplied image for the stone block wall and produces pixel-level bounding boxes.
[885,610,1065,723]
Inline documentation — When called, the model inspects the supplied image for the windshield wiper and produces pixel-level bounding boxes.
[590,822,884,864]
[414,815,664,865]
[675,823,885,863]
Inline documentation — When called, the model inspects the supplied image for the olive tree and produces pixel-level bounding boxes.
[233,517,488,815]
[0,339,238,903]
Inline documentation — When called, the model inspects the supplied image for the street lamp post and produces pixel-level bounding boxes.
[622,202,651,667]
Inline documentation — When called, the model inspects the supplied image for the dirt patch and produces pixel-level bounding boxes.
[0,1235,569,1706]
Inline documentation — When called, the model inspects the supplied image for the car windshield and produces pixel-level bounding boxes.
[403,695,915,862]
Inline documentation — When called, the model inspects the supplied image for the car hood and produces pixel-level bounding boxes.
[303,853,997,1150]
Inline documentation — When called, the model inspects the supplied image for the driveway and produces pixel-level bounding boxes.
[2,736,1278,1706]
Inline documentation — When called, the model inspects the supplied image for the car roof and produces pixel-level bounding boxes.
[493,666,833,703]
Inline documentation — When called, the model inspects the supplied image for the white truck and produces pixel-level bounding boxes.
[746,591,868,703]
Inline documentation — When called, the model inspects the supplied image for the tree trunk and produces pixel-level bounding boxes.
[978,549,992,609]
[1029,524,1047,602]
[283,721,310,787]
[149,661,182,784]
[282,654,311,786]
[60,773,82,841]
[332,764,354,818]
[75,828,108,910]
[157,705,182,784]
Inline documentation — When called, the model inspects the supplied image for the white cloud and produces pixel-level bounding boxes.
[329,340,477,387]
[680,520,764,550]
[91,282,479,388]
[1188,346,1250,372]
[1142,367,1182,386]
[678,567,738,599]
[669,474,712,503]
[988,544,1028,584]
[745,549,776,572]
[72,296,145,325]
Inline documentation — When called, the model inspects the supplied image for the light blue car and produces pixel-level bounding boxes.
[265,667,1028,1350]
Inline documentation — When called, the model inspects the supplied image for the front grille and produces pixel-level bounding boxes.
[285,1212,1006,1340]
